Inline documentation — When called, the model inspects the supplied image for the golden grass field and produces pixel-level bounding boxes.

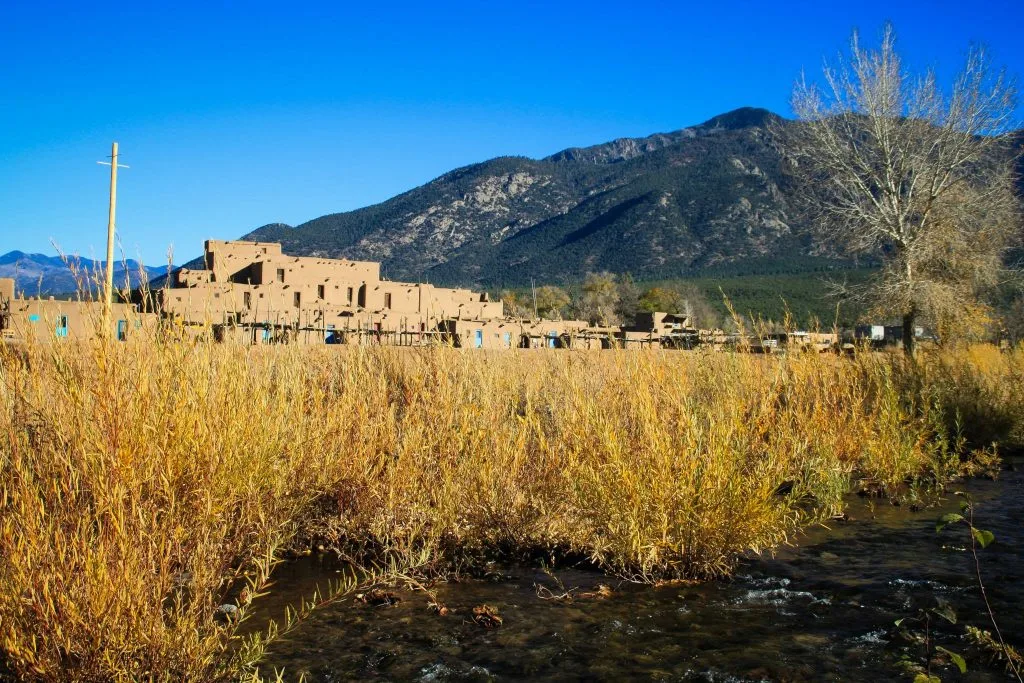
[1,328,1022,681]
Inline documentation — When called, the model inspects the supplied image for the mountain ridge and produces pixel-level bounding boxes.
[0,251,172,296]
[244,107,836,287]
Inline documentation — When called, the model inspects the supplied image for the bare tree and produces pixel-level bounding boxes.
[782,25,1021,354]
[499,289,526,317]
[533,285,571,319]
[577,272,621,326]
[615,273,642,324]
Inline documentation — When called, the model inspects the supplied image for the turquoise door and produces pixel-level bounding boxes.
[503,332,511,348]
[547,331,557,348]
[474,329,483,348]
[116,320,127,341]
[55,315,68,338]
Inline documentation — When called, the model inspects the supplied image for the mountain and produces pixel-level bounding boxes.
[206,107,1021,289]
[241,107,853,288]
[0,251,172,296]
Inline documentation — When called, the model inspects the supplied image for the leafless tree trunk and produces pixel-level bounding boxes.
[779,25,1021,355]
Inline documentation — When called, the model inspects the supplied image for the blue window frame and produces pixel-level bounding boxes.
[547,331,558,348]
[55,315,68,338]
[117,320,127,341]
[474,329,483,348]
[503,332,511,348]
[28,314,39,323]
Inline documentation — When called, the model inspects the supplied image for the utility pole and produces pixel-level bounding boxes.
[96,142,129,337]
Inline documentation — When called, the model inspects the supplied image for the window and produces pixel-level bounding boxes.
[294,292,301,307]
[346,287,354,304]
[384,293,392,309]
[55,315,68,338]
[277,268,285,283]
[117,320,127,341]
[28,314,40,323]
[243,292,251,308]
[474,329,483,349]
[318,285,325,299]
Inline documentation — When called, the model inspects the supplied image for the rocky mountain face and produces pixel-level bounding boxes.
[0,251,171,296]
[238,107,1015,287]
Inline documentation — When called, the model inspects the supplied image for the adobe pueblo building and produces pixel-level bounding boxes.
[161,240,510,345]
[1,239,834,351]
[0,275,145,343]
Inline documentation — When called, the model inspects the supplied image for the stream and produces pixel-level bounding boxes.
[252,466,1024,681]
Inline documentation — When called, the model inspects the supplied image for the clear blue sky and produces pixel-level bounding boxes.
[2,0,1022,265]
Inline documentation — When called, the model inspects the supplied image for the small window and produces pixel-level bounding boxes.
[243,292,251,308]
[294,292,301,307]
[384,293,392,309]
[346,287,353,304]
[277,268,285,283]
[29,314,40,322]
[318,285,325,299]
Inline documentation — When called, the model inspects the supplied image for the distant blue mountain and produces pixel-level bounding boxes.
[0,251,174,296]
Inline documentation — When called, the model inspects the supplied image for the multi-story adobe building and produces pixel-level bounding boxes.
[160,239,506,345]
[158,240,683,348]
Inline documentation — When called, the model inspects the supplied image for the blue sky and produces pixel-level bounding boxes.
[2,0,1022,265]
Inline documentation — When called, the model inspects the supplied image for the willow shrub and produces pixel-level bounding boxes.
[1,326,1020,680]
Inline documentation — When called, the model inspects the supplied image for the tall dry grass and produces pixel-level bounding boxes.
[1,321,1022,680]
[0,331,362,681]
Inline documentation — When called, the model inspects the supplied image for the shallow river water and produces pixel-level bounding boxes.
[253,466,1024,681]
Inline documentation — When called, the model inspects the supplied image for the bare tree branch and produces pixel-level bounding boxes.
[776,24,1022,353]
